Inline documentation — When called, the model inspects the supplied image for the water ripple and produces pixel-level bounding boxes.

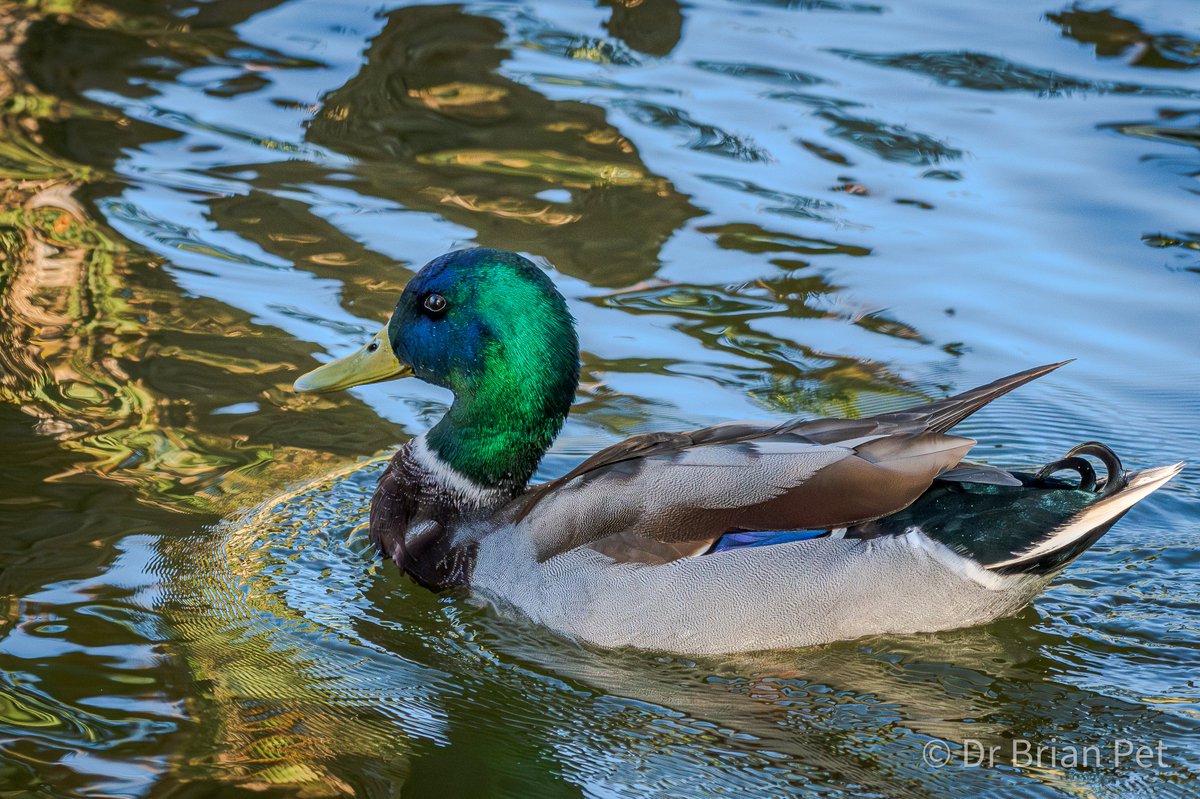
[832,48,1200,97]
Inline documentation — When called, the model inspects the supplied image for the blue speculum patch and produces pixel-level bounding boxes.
[710,529,830,552]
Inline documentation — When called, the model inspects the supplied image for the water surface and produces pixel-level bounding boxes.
[0,0,1197,796]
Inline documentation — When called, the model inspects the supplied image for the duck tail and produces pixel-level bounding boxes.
[988,456,1183,576]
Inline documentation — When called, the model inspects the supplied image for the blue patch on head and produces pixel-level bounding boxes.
[710,529,829,553]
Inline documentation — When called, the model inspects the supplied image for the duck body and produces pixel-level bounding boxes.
[384,414,1178,655]
[295,249,1181,655]
[470,523,1040,654]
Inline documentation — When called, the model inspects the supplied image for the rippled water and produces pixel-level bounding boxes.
[0,0,1197,795]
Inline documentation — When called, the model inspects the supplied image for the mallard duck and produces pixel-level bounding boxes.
[293,248,1181,654]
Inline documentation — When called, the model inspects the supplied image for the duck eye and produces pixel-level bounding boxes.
[367,340,379,352]
[423,293,447,314]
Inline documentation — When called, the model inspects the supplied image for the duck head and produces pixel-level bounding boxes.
[294,248,580,490]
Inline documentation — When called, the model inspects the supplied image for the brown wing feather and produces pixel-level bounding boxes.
[515,363,1068,563]
[861,360,1071,434]
[517,422,777,520]
[521,362,1067,520]
[520,431,975,562]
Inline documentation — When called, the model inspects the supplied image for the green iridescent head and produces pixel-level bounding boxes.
[295,248,580,488]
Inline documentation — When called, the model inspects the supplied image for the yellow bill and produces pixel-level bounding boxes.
[293,325,412,393]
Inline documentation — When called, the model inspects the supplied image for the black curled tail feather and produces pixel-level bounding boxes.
[987,459,1182,575]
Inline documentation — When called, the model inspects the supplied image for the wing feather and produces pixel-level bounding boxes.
[519,431,974,562]
[515,364,1067,563]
